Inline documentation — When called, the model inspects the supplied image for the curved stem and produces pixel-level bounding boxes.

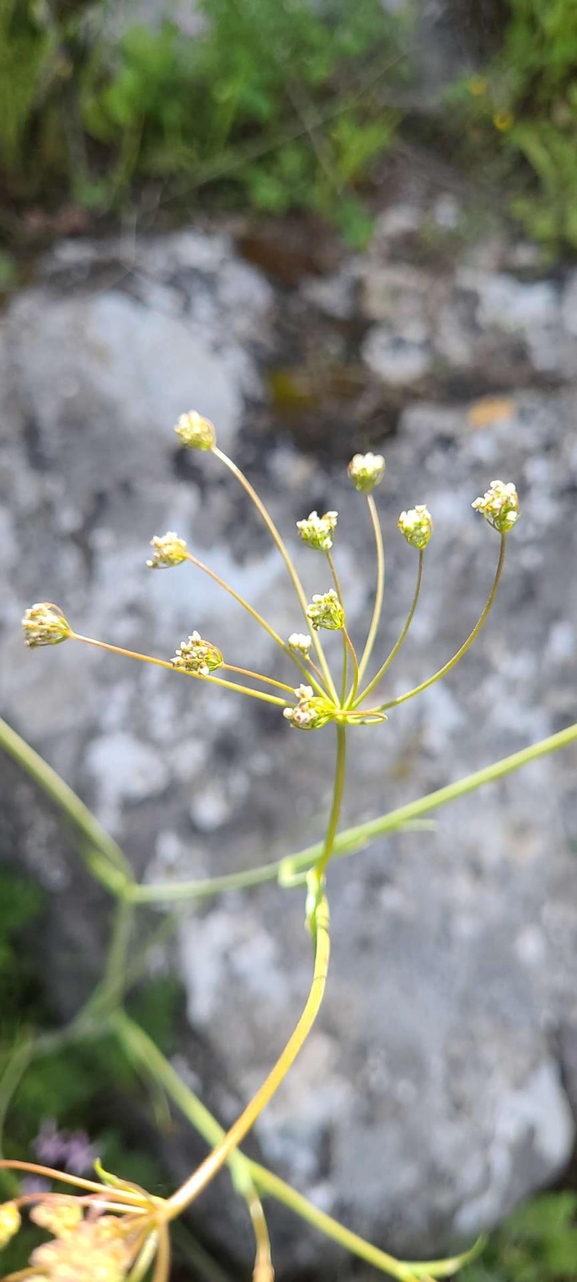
[70,634,289,708]
[315,723,347,880]
[183,550,326,697]
[211,446,337,701]
[0,716,133,894]
[355,551,423,708]
[164,889,330,1219]
[355,494,385,690]
[375,535,506,714]
[114,1016,480,1282]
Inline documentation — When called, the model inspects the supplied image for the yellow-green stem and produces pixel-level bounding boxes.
[163,889,330,1219]
[212,446,337,700]
[315,723,347,880]
[223,664,295,694]
[375,534,506,713]
[70,634,289,708]
[129,718,577,905]
[326,550,358,704]
[355,494,385,690]
[0,716,132,893]
[355,551,423,707]
[183,550,327,697]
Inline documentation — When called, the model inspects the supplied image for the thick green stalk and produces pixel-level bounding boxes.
[315,723,347,879]
[0,716,132,893]
[130,720,577,904]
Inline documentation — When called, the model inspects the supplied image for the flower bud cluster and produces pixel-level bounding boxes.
[30,1200,82,1238]
[472,480,520,533]
[147,531,188,568]
[347,452,385,493]
[172,630,223,676]
[283,686,334,730]
[398,505,433,550]
[22,603,70,647]
[30,1214,133,1282]
[175,411,216,451]
[306,589,345,631]
[296,510,338,552]
[288,632,312,657]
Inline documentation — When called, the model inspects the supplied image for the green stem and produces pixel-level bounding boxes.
[355,551,423,708]
[70,634,289,708]
[375,535,506,714]
[326,550,358,704]
[163,888,330,1219]
[355,494,385,690]
[211,446,337,701]
[130,719,577,904]
[114,1015,481,1282]
[183,550,326,697]
[102,899,135,1005]
[315,723,347,880]
[0,716,133,893]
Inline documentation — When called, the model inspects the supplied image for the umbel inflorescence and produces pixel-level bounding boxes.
[21,416,518,736]
[14,415,520,1282]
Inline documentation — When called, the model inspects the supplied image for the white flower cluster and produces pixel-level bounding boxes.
[172,631,223,676]
[472,480,520,533]
[296,510,338,552]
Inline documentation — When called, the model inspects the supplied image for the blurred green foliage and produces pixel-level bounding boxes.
[463,1192,577,1282]
[0,0,403,245]
[448,0,577,251]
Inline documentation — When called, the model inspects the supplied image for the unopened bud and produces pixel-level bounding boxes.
[22,603,70,647]
[347,452,385,493]
[0,1201,21,1248]
[472,480,520,533]
[147,531,188,568]
[172,630,223,676]
[398,505,433,550]
[288,632,312,657]
[305,589,345,631]
[175,411,216,451]
[296,510,338,552]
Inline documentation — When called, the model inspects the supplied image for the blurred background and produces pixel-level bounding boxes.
[1,1,577,1278]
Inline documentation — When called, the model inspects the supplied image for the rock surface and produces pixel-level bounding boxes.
[2,214,577,1275]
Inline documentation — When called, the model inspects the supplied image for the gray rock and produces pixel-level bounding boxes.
[2,228,577,1275]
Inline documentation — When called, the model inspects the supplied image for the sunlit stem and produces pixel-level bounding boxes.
[374,534,507,714]
[247,1187,274,1282]
[0,1160,148,1202]
[183,550,327,697]
[355,494,385,691]
[354,550,423,708]
[223,664,295,694]
[126,1232,159,1282]
[325,551,358,704]
[211,446,337,701]
[151,1221,171,1282]
[315,723,347,880]
[69,634,289,708]
[115,1017,482,1282]
[163,890,330,1220]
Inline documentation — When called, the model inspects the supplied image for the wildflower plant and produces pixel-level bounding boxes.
[2,416,577,1282]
